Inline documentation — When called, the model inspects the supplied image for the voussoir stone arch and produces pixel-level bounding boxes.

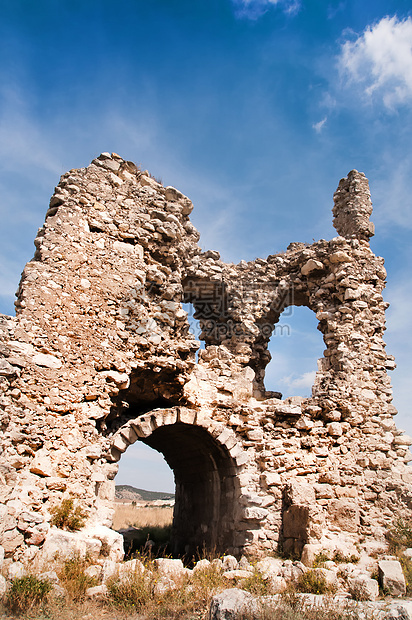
[0,155,411,566]
[110,407,255,555]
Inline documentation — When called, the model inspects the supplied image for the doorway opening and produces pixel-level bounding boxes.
[264,305,324,398]
[113,419,240,558]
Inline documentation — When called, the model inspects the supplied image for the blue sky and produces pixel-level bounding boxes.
[1,0,411,492]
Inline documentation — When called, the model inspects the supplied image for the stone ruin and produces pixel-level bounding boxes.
[0,152,411,567]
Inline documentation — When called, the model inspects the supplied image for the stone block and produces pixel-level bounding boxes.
[85,584,108,600]
[301,543,323,567]
[328,499,359,532]
[378,560,406,596]
[39,570,60,583]
[1,528,24,555]
[313,567,338,588]
[32,353,62,369]
[222,569,254,580]
[29,450,54,477]
[112,434,129,452]
[221,555,238,571]
[301,259,324,275]
[255,557,283,578]
[284,481,316,506]
[193,559,210,573]
[118,558,145,579]
[348,574,379,601]
[243,507,269,521]
[210,588,254,620]
[120,425,139,444]
[387,602,412,620]
[283,505,310,539]
[154,558,189,580]
[0,359,16,376]
[101,559,118,582]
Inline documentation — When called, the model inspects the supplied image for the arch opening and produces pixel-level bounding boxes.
[117,421,240,558]
[264,305,325,398]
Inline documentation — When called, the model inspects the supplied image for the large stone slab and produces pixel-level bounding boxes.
[378,560,406,597]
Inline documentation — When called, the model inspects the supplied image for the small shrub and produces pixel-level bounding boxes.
[190,562,225,593]
[108,569,156,611]
[4,575,52,615]
[385,518,412,596]
[50,498,87,531]
[241,569,270,596]
[313,551,331,568]
[333,550,359,564]
[100,539,111,557]
[58,553,97,600]
[297,570,331,595]
[387,517,412,553]
[400,557,412,596]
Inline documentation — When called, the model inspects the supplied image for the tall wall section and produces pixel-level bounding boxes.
[0,154,411,567]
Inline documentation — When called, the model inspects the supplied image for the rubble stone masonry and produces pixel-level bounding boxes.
[0,154,411,565]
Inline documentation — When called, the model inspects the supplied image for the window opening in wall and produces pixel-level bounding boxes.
[114,442,175,557]
[264,306,324,398]
[182,302,205,360]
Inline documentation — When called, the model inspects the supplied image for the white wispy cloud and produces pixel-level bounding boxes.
[338,16,412,109]
[280,370,317,390]
[231,0,301,19]
[312,116,328,133]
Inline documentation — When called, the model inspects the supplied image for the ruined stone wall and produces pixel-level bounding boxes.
[0,153,411,567]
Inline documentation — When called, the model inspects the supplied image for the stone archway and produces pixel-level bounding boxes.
[110,409,244,556]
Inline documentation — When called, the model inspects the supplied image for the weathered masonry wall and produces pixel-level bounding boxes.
[0,153,411,567]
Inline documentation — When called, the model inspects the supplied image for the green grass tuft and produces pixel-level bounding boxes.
[50,498,87,531]
[4,575,53,615]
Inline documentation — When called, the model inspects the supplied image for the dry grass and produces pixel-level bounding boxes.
[0,592,376,620]
[0,557,378,620]
[112,503,173,530]
[0,597,125,620]
[107,560,231,619]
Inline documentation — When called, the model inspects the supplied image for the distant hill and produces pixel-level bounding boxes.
[115,484,175,501]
